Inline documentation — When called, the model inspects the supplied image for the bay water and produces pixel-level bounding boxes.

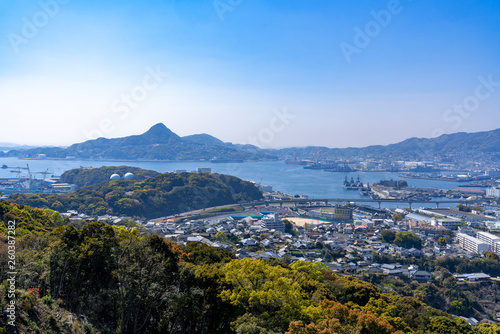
[0,157,467,208]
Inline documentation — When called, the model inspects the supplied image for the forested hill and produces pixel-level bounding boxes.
[8,172,263,219]
[0,200,66,236]
[59,166,160,187]
[1,226,496,333]
[1,192,499,333]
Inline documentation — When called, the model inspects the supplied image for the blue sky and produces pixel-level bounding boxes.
[1,0,500,148]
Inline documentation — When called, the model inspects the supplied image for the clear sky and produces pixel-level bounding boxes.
[1,0,500,148]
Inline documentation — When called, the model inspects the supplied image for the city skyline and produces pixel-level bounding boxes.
[1,0,500,148]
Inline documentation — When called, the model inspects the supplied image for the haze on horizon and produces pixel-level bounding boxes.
[1,0,500,149]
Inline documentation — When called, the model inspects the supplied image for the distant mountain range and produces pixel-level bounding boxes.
[1,123,277,161]
[271,128,500,161]
[1,124,499,161]
[0,142,37,151]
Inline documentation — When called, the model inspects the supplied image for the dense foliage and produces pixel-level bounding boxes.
[0,200,66,236]
[2,215,499,333]
[433,256,500,276]
[9,172,263,219]
[59,166,159,187]
[1,200,499,333]
[394,231,423,249]
[381,230,396,243]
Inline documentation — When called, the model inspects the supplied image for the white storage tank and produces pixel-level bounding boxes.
[124,172,134,180]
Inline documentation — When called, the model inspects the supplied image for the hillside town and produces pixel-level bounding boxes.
[62,187,500,278]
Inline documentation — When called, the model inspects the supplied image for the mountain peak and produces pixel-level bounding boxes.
[138,123,180,144]
[183,133,225,146]
[145,123,171,134]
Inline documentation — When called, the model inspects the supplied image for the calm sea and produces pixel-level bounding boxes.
[0,157,468,209]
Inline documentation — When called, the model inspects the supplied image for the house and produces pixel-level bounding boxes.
[411,270,432,281]
[454,273,491,282]
[293,241,307,249]
[459,317,479,326]
[404,248,423,258]
[241,238,258,247]
[381,264,401,274]
[260,239,274,248]
[368,267,383,274]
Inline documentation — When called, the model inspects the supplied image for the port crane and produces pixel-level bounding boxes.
[32,168,50,181]
[31,168,52,189]
[8,164,31,181]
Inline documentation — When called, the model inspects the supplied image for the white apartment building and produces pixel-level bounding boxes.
[486,187,500,198]
[476,231,500,254]
[431,219,459,229]
[261,213,285,232]
[494,241,500,254]
[456,233,489,254]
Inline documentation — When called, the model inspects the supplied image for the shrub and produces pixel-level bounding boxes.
[41,295,54,306]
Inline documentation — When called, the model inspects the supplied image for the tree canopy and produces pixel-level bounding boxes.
[394,231,423,249]
[9,171,263,219]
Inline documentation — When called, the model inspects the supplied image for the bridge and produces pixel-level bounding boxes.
[241,197,490,209]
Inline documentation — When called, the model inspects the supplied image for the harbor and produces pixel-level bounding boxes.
[398,172,493,182]
[0,157,493,209]
[0,163,74,196]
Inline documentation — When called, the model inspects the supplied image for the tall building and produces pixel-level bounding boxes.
[261,213,285,232]
[494,241,500,254]
[476,231,500,254]
[456,233,490,254]
[486,187,500,198]
[333,205,353,221]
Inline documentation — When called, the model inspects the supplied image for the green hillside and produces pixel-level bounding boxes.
[59,165,160,187]
[0,200,66,236]
[8,171,263,219]
[1,223,497,333]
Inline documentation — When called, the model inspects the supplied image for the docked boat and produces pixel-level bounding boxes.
[343,176,364,190]
[358,185,371,196]
[304,162,325,170]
